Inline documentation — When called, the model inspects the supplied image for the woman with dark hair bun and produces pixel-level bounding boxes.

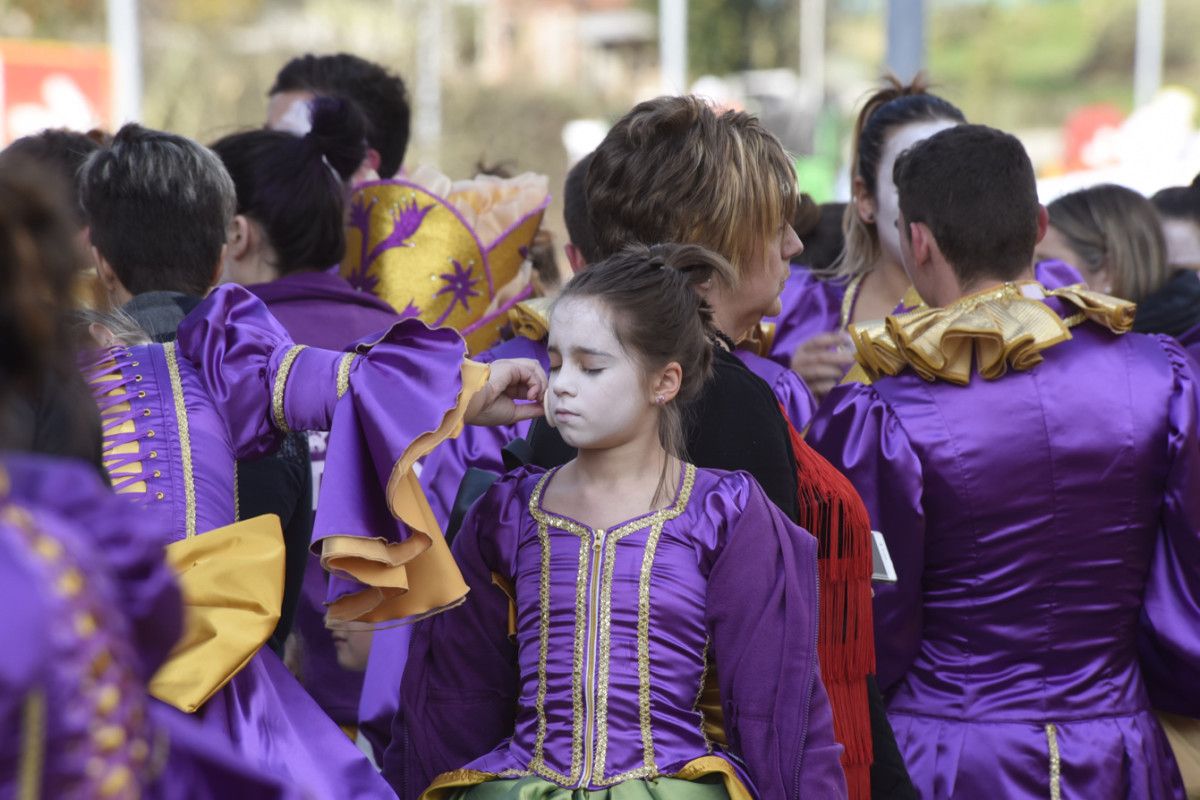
[212,95,403,351]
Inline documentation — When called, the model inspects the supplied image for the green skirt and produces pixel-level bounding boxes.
[444,775,732,800]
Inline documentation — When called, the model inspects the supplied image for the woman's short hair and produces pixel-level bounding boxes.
[586,95,798,284]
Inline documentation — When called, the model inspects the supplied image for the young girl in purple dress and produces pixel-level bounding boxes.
[390,243,847,800]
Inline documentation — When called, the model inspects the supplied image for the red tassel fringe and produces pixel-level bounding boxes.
[784,408,875,800]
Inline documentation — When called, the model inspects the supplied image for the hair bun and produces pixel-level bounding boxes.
[304,95,368,181]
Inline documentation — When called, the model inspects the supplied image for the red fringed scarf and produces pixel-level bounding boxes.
[783,407,875,800]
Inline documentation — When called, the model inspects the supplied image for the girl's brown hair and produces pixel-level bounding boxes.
[1047,183,1168,303]
[554,243,732,500]
[826,74,965,279]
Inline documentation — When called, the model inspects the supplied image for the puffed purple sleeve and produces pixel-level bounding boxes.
[385,471,527,800]
[806,381,926,693]
[1138,337,1200,716]
[178,284,486,626]
[704,473,847,799]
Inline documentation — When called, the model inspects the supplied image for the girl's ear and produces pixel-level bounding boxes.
[651,361,683,405]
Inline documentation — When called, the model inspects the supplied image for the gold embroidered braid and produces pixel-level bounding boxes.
[1045,723,1061,800]
[336,353,357,399]
[162,343,197,538]
[271,345,308,432]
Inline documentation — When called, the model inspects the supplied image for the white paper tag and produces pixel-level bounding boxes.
[871,530,897,583]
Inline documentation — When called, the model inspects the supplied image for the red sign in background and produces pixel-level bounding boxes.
[0,39,112,145]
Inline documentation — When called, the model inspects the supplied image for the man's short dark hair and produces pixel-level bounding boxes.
[894,124,1039,285]
[0,129,101,226]
[270,53,410,179]
[79,124,235,297]
[563,153,598,263]
[1152,185,1200,223]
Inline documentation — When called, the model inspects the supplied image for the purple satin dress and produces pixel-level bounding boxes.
[807,302,1200,798]
[81,284,472,798]
[248,270,405,730]
[767,259,1085,367]
[0,453,296,799]
[388,464,847,800]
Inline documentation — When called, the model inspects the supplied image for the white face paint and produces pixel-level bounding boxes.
[546,297,657,451]
[266,90,315,135]
[875,119,959,266]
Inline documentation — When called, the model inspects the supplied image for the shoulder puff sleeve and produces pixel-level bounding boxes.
[771,364,818,431]
[703,472,847,800]
[178,284,490,626]
[806,381,925,693]
[1139,336,1200,716]
[385,470,527,799]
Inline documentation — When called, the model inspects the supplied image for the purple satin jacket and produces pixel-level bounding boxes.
[80,285,474,798]
[389,464,847,800]
[807,301,1200,798]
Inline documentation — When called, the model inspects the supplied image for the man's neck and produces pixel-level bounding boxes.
[122,291,202,343]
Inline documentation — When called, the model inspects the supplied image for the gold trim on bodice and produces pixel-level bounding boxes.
[524,464,697,787]
[839,273,866,331]
[162,342,197,538]
[848,282,1135,385]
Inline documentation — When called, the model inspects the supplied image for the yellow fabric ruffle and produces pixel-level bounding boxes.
[320,358,488,625]
[848,282,1134,386]
[508,297,554,342]
[738,321,777,358]
[150,514,285,713]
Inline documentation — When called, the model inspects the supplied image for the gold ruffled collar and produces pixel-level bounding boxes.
[849,281,1135,385]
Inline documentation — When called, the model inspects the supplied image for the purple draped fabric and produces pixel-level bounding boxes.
[387,464,846,800]
[248,271,405,730]
[766,259,1086,367]
[178,284,469,613]
[806,302,1199,798]
[0,453,295,798]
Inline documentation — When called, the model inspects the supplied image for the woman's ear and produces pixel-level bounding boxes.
[853,177,877,224]
[651,361,683,405]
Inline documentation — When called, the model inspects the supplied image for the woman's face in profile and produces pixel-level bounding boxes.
[874,119,960,267]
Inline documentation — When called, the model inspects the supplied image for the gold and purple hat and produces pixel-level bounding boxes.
[341,169,550,354]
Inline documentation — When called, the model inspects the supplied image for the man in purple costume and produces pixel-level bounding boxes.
[807,124,1200,798]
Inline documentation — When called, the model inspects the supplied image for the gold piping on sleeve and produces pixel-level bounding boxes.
[162,342,197,538]
[336,353,357,399]
[271,345,308,433]
[18,690,45,800]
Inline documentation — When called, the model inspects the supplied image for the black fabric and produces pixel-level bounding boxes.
[122,291,202,343]
[239,431,313,655]
[1132,269,1200,337]
[867,674,918,799]
[527,346,800,522]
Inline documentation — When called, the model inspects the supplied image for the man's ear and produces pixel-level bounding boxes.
[1035,205,1049,245]
[564,243,588,273]
[228,215,252,260]
[909,221,934,268]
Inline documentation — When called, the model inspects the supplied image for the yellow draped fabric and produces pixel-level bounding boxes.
[507,297,554,343]
[318,358,489,626]
[149,514,284,713]
[848,282,1135,386]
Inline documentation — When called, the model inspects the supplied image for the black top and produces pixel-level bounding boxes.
[527,346,800,521]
